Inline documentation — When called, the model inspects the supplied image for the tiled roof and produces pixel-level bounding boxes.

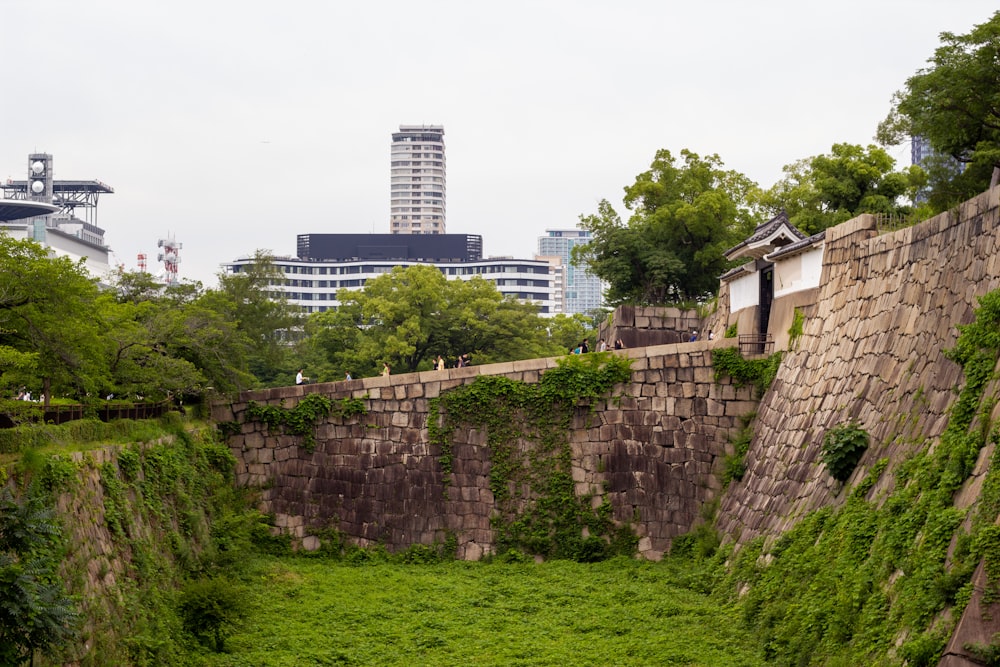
[724,211,808,261]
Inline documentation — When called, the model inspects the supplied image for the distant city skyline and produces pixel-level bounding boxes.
[2,2,995,286]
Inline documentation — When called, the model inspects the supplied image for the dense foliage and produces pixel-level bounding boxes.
[200,557,766,667]
[573,149,759,306]
[878,11,1000,212]
[0,236,308,418]
[0,487,77,666]
[822,422,871,483]
[297,264,584,378]
[759,143,921,235]
[711,347,782,398]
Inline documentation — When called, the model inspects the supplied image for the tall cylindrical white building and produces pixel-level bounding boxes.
[390,125,446,234]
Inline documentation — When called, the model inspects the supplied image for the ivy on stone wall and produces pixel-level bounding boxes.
[428,352,636,561]
[244,394,368,452]
[788,308,805,349]
[710,287,1000,667]
[711,347,782,397]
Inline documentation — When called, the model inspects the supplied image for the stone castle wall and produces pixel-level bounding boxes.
[597,305,703,349]
[717,187,1000,544]
[214,339,756,560]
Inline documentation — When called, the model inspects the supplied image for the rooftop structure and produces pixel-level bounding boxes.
[0,199,58,222]
[1,154,113,279]
[298,233,481,263]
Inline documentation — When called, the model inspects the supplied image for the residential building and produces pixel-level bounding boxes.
[537,229,606,315]
[390,125,446,235]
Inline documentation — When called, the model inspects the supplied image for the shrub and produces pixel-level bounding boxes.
[821,422,870,483]
[178,577,246,652]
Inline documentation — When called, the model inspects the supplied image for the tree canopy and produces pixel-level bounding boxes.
[0,236,107,405]
[297,265,571,379]
[877,10,1000,211]
[759,143,920,235]
[573,149,758,306]
[0,236,291,412]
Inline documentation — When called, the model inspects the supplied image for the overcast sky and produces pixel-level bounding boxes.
[2,1,996,286]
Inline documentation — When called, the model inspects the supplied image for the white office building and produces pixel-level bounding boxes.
[537,229,606,315]
[224,255,558,316]
[390,125,446,235]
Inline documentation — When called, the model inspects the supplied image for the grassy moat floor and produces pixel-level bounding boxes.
[197,555,764,667]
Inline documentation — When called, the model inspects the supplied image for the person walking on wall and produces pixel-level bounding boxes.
[435,355,446,371]
[598,338,607,352]
[381,363,390,377]
[296,369,308,385]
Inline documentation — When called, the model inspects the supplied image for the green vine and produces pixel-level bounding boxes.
[722,413,756,487]
[243,394,368,452]
[788,307,805,349]
[429,352,636,561]
[712,347,782,397]
[710,287,1000,667]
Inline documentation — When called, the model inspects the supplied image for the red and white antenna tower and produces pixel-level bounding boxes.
[137,253,147,273]
[157,235,183,285]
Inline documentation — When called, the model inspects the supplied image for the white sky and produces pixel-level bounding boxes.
[2,1,996,286]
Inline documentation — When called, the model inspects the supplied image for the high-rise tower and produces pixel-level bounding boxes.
[390,125,446,234]
[538,229,607,315]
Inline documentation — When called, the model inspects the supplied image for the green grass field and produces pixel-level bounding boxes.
[199,556,764,667]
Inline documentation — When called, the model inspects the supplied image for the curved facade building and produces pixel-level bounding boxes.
[390,125,446,234]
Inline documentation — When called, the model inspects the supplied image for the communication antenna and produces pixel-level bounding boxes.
[156,235,183,285]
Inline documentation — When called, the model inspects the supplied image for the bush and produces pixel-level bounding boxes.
[821,422,870,483]
[177,577,246,652]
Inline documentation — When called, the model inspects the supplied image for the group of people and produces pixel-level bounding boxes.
[296,353,472,385]
[434,353,471,371]
[298,328,719,386]
[570,337,626,354]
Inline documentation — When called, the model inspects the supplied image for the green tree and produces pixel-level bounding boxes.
[877,11,1000,211]
[301,265,565,377]
[574,149,758,306]
[0,235,108,405]
[760,143,918,234]
[98,295,207,400]
[205,251,298,385]
[104,269,256,396]
[0,488,77,666]
[545,313,595,353]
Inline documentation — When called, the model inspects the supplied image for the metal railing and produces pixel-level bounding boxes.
[0,400,172,428]
[875,213,920,235]
[739,333,774,356]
